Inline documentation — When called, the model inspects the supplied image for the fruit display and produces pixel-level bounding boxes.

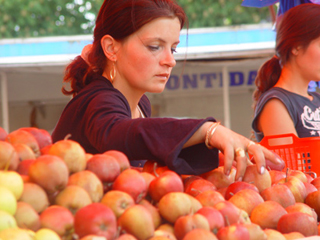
[1,126,320,240]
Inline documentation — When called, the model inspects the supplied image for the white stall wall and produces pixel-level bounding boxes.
[0,57,270,137]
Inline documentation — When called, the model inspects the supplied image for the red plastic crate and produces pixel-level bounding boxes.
[259,133,320,176]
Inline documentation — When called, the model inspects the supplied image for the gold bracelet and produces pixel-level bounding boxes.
[205,122,221,149]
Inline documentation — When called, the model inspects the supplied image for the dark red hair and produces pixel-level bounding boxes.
[62,0,187,96]
[252,3,320,108]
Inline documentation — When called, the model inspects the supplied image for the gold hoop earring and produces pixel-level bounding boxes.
[110,61,116,83]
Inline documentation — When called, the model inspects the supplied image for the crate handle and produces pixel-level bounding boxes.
[260,133,298,147]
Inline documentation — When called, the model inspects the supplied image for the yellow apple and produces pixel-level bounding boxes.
[49,138,87,174]
[0,209,17,231]
[34,228,61,240]
[0,227,34,240]
[19,182,50,213]
[14,201,41,231]
[0,170,24,200]
[0,141,20,171]
[0,185,17,215]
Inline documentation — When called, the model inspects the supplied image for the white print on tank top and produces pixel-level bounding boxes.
[301,106,320,136]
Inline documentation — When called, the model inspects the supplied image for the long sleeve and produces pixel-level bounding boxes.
[52,77,219,175]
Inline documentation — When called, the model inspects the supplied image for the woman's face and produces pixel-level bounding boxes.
[295,36,320,82]
[114,17,181,94]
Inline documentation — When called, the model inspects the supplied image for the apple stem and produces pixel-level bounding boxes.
[153,162,159,178]
[64,134,72,140]
[285,168,289,182]
[224,215,230,226]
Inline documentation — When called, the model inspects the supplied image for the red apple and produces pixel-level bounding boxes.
[174,213,210,240]
[277,212,318,237]
[305,172,315,183]
[183,175,202,190]
[116,234,138,240]
[304,182,318,196]
[243,223,267,240]
[49,139,87,174]
[16,159,35,176]
[142,160,169,176]
[214,201,250,226]
[86,153,121,192]
[282,232,305,239]
[100,190,135,219]
[0,141,19,171]
[40,205,74,238]
[200,166,236,189]
[183,228,218,240]
[228,188,264,216]
[112,168,147,203]
[278,176,307,203]
[148,170,184,202]
[196,206,225,234]
[153,229,178,240]
[288,169,308,183]
[250,200,287,229]
[216,223,250,240]
[242,164,271,192]
[224,181,258,200]
[285,202,317,222]
[28,154,69,195]
[140,172,156,191]
[118,204,154,240]
[305,190,320,220]
[19,182,50,213]
[54,185,92,215]
[103,150,130,172]
[263,229,286,240]
[68,170,104,203]
[184,178,216,197]
[311,176,320,190]
[260,183,295,208]
[268,170,286,185]
[19,127,52,150]
[6,129,40,157]
[139,199,162,229]
[195,190,225,207]
[0,127,8,140]
[12,143,36,161]
[74,203,117,239]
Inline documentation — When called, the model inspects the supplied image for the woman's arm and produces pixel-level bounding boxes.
[258,98,297,137]
[183,120,284,182]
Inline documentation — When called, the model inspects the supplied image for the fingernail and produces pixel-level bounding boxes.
[236,177,242,182]
[260,166,265,174]
[225,170,230,176]
[276,156,283,163]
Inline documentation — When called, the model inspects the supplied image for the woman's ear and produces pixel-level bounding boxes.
[101,35,119,61]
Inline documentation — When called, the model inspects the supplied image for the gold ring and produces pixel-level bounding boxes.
[247,141,256,149]
[235,147,245,157]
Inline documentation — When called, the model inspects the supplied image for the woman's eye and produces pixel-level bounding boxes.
[171,48,177,54]
[148,46,160,51]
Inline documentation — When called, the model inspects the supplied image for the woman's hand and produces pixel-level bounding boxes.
[209,124,284,181]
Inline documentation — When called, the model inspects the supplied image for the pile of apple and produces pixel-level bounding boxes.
[1,127,320,240]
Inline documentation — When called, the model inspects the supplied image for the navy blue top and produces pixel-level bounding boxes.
[252,87,320,142]
[52,75,219,175]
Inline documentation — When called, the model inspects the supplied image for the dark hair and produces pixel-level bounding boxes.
[252,3,320,109]
[62,0,187,96]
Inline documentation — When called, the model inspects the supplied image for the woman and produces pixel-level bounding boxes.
[52,0,283,179]
[252,3,320,142]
